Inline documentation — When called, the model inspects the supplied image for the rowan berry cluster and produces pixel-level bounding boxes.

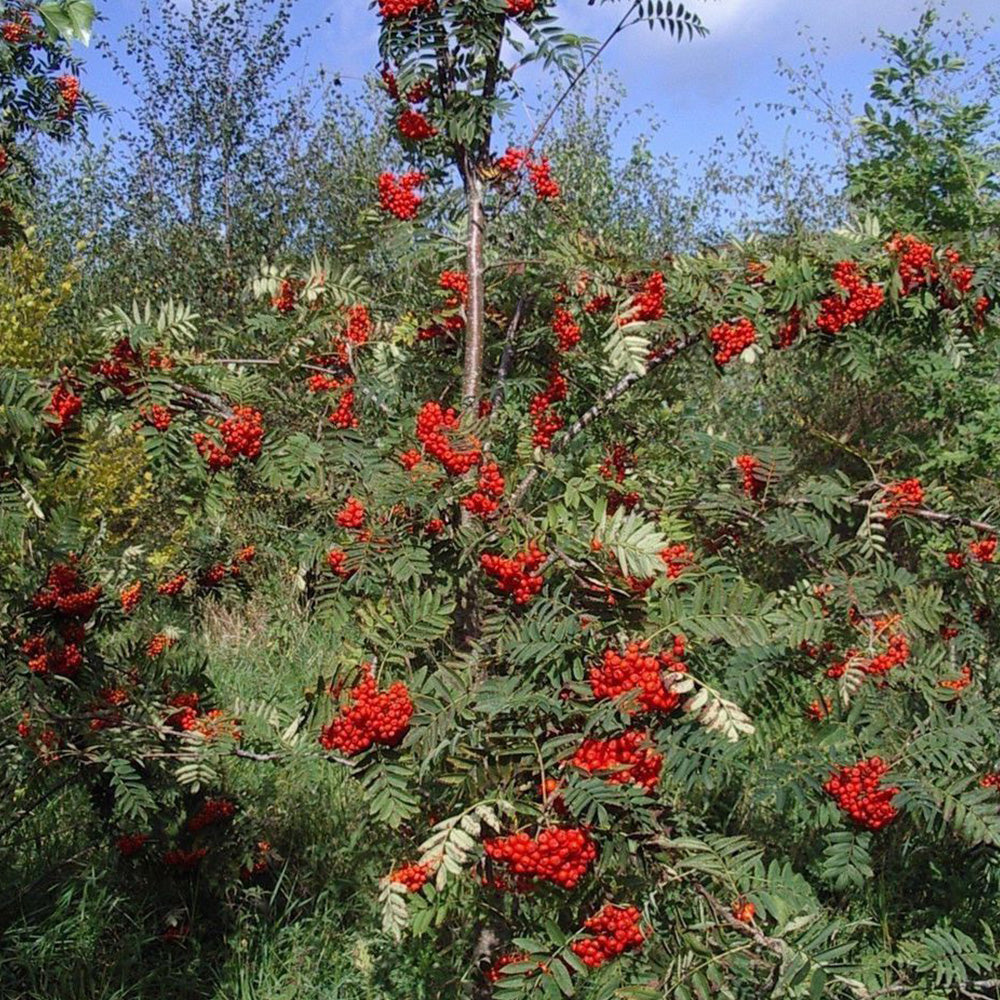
[0,146,8,173]
[731,899,756,923]
[970,536,997,563]
[710,317,757,365]
[823,756,899,830]
[46,383,82,433]
[775,308,801,349]
[1,12,32,43]
[864,632,909,676]
[187,798,236,833]
[117,833,150,857]
[326,547,352,578]
[940,664,972,693]
[378,171,426,220]
[571,904,645,968]
[89,686,129,731]
[195,406,265,470]
[480,541,546,604]
[438,269,469,306]
[120,580,143,614]
[397,107,436,141]
[816,262,884,333]
[570,730,662,792]
[378,0,434,18]
[485,952,532,983]
[22,634,83,677]
[506,0,537,13]
[16,711,59,761]
[389,861,432,892]
[621,272,665,324]
[163,847,207,871]
[886,234,935,295]
[272,277,302,313]
[881,478,923,519]
[55,74,79,118]
[461,460,505,517]
[552,307,581,351]
[157,573,187,597]
[981,773,1000,791]
[415,400,482,474]
[147,633,176,657]
[33,560,102,618]
[806,697,833,721]
[337,496,366,529]
[483,826,597,889]
[200,564,227,587]
[588,638,688,714]
[734,454,763,498]
[659,543,695,579]
[529,366,567,449]
[495,147,561,200]
[318,664,414,756]
[600,444,634,483]
[138,405,173,431]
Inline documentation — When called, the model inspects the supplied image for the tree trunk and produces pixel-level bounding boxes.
[461,162,486,412]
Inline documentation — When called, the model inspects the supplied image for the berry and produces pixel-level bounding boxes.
[162,847,207,871]
[710,318,757,365]
[1,13,31,43]
[272,277,302,313]
[526,157,560,200]
[337,496,366,530]
[881,478,923,519]
[55,74,80,119]
[147,633,176,657]
[600,444,634,483]
[552,307,581,351]
[117,833,149,857]
[970,536,996,563]
[571,904,645,968]
[326,547,353,578]
[816,262,884,333]
[659,544,695,579]
[886,234,935,295]
[734,454,764,498]
[485,952,532,982]
[462,461,505,517]
[588,638,688,714]
[732,899,755,923]
[45,382,82,433]
[318,664,414,756]
[806,697,833,721]
[506,0,536,13]
[823,756,899,831]
[939,664,972,694]
[120,581,143,614]
[438,270,468,306]
[415,401,482,475]
[946,551,966,570]
[390,861,432,892]
[397,107,436,141]
[187,797,236,833]
[570,730,662,792]
[529,366,567,450]
[378,171,426,220]
[483,826,597,890]
[621,273,665,324]
[157,573,188,597]
[378,0,434,18]
[345,305,373,345]
[480,541,546,604]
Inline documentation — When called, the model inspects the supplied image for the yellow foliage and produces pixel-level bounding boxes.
[0,240,72,370]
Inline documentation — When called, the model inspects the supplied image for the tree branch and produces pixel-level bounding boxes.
[490,294,532,409]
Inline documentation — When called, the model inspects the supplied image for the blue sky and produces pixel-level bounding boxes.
[80,0,1000,168]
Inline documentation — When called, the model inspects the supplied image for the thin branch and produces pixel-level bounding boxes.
[232,747,354,768]
[490,294,532,408]
[508,332,700,509]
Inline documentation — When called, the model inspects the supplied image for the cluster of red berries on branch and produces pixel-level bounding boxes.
[337,496,366,530]
[495,147,561,200]
[529,366,567,450]
[55,73,79,119]
[91,338,174,396]
[120,580,143,614]
[271,277,303,313]
[1,12,32,43]
[378,0,434,19]
[806,697,833,722]
[415,400,482,474]
[505,0,537,14]
[137,404,174,432]
[621,272,665,324]
[734,454,765,499]
[89,686,129,731]
[659,543,695,579]
[485,952,532,983]
[571,904,645,968]
[552,307,581,351]
[939,664,972,694]
[775,308,801,349]
[969,536,997,563]
[710,317,757,365]
[569,730,663,792]
[885,234,975,304]
[588,638,688,714]
[45,382,82,433]
[389,861,432,892]
[585,292,612,314]
[147,633,176,657]
[378,171,426,220]
[16,711,59,761]
[22,634,83,677]
[163,847,207,871]
[157,573,188,597]
[480,541,546,604]
[731,898,756,923]
[397,107,436,141]
[483,826,597,890]
[381,68,431,103]
[880,478,924,519]
[194,406,265,470]
[117,833,150,858]
[0,146,8,174]
[344,304,373,345]
[981,773,1000,791]
[816,262,885,333]
[165,692,241,741]
[33,559,102,618]
[318,664,414,756]
[599,443,635,484]
[823,756,899,831]
[187,798,236,833]
[438,270,468,307]
[461,460,505,518]
[326,547,353,578]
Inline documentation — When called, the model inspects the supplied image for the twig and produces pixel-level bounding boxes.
[490,294,532,408]
[508,332,700,509]
[233,747,354,768]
